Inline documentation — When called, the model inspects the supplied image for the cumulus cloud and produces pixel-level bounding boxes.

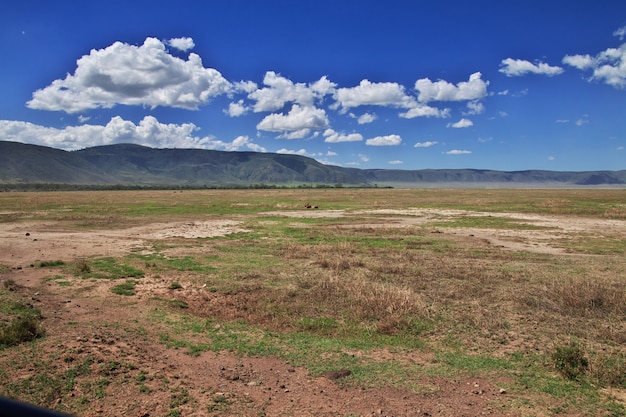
[27,37,231,113]
[166,37,195,52]
[465,100,484,115]
[415,72,488,102]
[399,104,449,119]
[414,141,438,148]
[445,149,472,155]
[334,79,416,110]
[248,72,335,112]
[223,135,267,152]
[0,116,263,152]
[499,58,564,77]
[365,134,402,146]
[356,112,377,124]
[323,129,363,143]
[256,104,329,135]
[226,100,248,117]
[563,43,626,88]
[448,118,473,128]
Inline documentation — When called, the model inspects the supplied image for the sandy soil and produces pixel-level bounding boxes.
[1,208,624,416]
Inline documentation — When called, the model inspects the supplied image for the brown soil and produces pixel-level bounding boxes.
[1,208,624,416]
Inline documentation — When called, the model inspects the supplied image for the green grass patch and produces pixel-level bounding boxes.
[561,234,626,255]
[129,253,217,273]
[76,257,144,280]
[431,215,550,230]
[0,286,45,348]
[35,260,66,268]
[110,280,137,296]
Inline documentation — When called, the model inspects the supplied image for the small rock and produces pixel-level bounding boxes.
[499,388,507,394]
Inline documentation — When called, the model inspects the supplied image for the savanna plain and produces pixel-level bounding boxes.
[1,188,625,417]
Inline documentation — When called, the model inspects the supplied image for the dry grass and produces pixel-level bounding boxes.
[2,189,626,416]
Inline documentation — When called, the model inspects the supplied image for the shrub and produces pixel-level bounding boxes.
[552,340,588,380]
[0,315,45,347]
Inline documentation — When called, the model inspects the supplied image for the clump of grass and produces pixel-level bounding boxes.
[0,286,45,348]
[0,315,45,347]
[552,340,588,381]
[75,258,91,274]
[546,276,626,318]
[3,279,17,291]
[111,280,136,296]
[35,260,65,268]
[589,349,626,388]
[169,282,183,290]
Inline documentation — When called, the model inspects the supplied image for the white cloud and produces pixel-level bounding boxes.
[226,100,248,117]
[278,129,311,139]
[414,72,488,102]
[357,112,377,124]
[547,156,556,161]
[365,134,402,146]
[323,129,363,143]
[576,115,589,126]
[388,160,403,165]
[334,79,416,110]
[166,37,195,52]
[248,72,335,112]
[445,149,472,155]
[617,146,624,151]
[0,116,265,152]
[27,37,231,113]
[448,118,473,128]
[499,58,564,77]
[234,80,258,93]
[555,119,569,123]
[229,135,267,152]
[399,104,449,119]
[464,100,484,115]
[256,104,329,134]
[562,54,595,70]
[563,43,626,88]
[276,148,307,155]
[358,153,369,162]
[326,150,337,156]
[414,141,438,148]
[614,25,626,41]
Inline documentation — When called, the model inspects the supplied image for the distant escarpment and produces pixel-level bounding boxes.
[1,141,625,188]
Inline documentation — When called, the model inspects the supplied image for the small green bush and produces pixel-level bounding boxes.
[0,315,45,347]
[552,340,588,380]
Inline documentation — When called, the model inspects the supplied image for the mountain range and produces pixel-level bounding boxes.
[1,141,625,188]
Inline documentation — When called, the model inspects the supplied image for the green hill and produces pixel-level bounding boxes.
[1,141,625,187]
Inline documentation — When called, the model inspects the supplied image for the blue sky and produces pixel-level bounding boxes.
[1,0,626,171]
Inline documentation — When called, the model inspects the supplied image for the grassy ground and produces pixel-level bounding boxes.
[1,188,625,416]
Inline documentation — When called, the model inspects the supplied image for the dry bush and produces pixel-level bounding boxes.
[309,270,433,331]
[545,276,626,318]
